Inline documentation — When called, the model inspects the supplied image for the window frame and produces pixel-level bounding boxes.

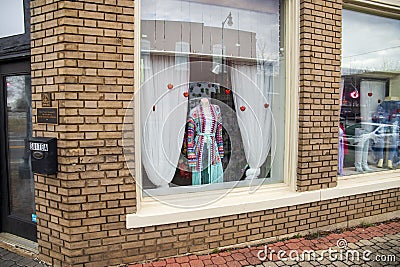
[344,0,400,20]
[128,0,300,227]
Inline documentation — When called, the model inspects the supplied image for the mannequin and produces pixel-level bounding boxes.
[388,111,400,168]
[187,98,224,185]
[372,103,389,168]
[338,126,344,176]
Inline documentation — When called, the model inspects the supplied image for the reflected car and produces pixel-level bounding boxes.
[344,122,400,150]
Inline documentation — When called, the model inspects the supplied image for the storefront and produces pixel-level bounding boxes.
[0,0,399,266]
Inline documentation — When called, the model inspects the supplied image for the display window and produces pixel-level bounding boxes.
[339,9,400,176]
[138,0,286,195]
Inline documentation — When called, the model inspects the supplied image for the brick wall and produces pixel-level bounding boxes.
[30,0,399,267]
[297,0,342,191]
[30,0,136,266]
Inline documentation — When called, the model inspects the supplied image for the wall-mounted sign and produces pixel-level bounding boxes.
[41,92,52,107]
[37,108,58,124]
[29,142,49,152]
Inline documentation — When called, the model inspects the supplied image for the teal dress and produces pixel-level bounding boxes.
[187,103,224,185]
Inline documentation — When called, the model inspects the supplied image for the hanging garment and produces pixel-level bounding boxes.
[187,103,224,185]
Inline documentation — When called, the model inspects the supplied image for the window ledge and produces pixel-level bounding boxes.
[322,169,400,200]
[126,172,400,228]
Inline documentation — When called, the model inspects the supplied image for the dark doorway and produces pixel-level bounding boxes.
[0,59,36,241]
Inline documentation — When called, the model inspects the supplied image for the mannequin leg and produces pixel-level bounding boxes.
[375,134,385,168]
[388,128,398,169]
[354,137,364,173]
[361,138,372,171]
[338,137,344,175]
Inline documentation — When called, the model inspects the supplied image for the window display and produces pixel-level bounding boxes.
[140,0,285,193]
[339,10,400,176]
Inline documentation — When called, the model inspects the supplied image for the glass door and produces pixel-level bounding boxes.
[0,60,36,241]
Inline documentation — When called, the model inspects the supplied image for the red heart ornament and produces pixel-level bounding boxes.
[225,89,231,95]
[183,91,189,97]
[350,90,359,99]
[368,92,373,97]
[264,103,270,108]
[167,84,173,90]
[240,106,246,112]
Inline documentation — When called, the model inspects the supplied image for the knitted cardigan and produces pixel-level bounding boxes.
[186,103,224,172]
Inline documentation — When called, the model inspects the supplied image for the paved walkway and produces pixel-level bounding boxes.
[0,247,46,267]
[0,220,399,266]
[128,220,400,267]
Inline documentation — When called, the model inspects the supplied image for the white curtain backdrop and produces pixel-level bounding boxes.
[231,63,273,179]
[141,54,189,187]
[360,80,386,124]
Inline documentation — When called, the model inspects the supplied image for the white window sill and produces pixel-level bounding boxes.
[126,170,400,228]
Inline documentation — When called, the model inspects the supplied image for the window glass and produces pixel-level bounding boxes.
[0,0,25,38]
[6,75,34,222]
[140,0,285,195]
[339,10,400,176]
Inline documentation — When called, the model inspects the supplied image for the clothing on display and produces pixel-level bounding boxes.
[187,98,224,185]
[372,104,390,168]
[391,113,400,166]
[381,99,400,116]
[372,102,400,168]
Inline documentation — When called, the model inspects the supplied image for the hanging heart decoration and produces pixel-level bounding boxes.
[264,103,270,108]
[350,90,359,99]
[167,83,174,90]
[183,91,189,97]
[240,106,246,112]
[225,89,231,95]
[368,92,373,97]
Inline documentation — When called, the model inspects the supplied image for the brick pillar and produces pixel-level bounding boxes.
[30,0,136,266]
[297,0,342,191]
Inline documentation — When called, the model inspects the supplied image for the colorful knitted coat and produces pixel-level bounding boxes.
[187,103,224,172]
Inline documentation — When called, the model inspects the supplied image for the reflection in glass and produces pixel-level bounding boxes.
[6,75,34,222]
[342,10,400,74]
[0,0,25,38]
[140,0,285,193]
[339,10,400,176]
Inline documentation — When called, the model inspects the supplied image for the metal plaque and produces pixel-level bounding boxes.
[41,92,52,107]
[37,108,58,124]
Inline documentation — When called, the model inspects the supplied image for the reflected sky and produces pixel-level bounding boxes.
[141,0,280,60]
[0,0,25,38]
[342,9,400,73]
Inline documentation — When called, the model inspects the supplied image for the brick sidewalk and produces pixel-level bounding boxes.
[127,220,400,267]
